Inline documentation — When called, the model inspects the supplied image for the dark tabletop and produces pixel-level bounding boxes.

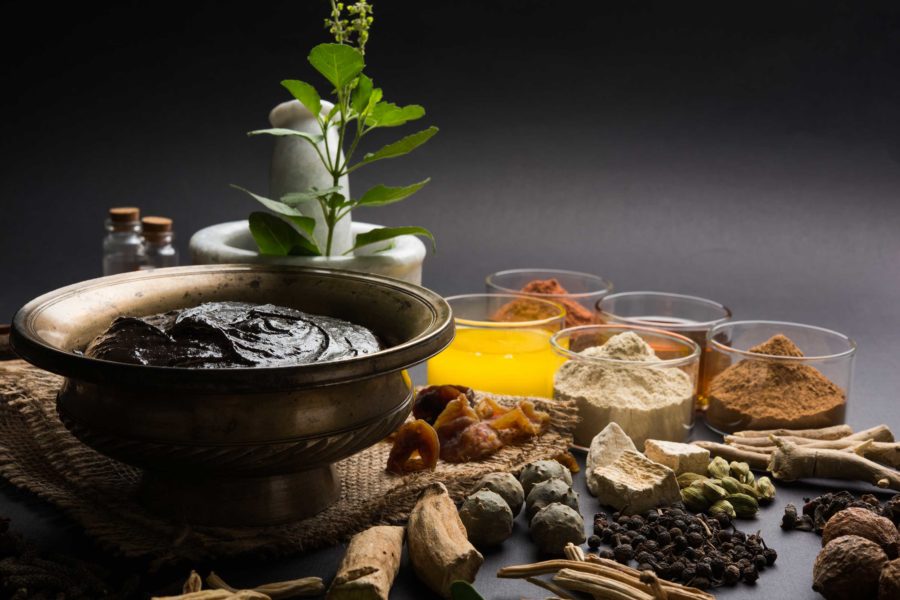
[2,1,900,598]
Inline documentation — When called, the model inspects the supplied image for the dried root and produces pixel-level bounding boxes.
[769,438,900,491]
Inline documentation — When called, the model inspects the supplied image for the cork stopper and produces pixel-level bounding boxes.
[141,216,173,233]
[109,207,140,222]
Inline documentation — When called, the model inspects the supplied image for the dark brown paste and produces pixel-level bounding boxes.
[84,301,382,368]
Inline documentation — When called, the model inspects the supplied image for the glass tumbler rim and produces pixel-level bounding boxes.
[485,268,614,299]
[445,293,566,329]
[597,291,732,329]
[708,319,857,362]
[550,323,701,368]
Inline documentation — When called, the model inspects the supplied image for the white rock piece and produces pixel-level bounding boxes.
[586,422,637,496]
[644,440,710,475]
[592,450,680,515]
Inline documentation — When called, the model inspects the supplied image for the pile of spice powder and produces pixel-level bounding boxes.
[492,278,596,327]
[706,334,846,431]
[553,331,694,447]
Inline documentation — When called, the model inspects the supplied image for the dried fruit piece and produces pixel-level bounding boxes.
[440,422,503,463]
[386,419,440,474]
[474,395,510,420]
[822,507,900,558]
[553,451,580,474]
[434,398,480,433]
[413,385,475,424]
[813,535,888,600]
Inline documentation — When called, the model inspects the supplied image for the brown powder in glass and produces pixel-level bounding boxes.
[492,279,596,327]
[706,334,847,432]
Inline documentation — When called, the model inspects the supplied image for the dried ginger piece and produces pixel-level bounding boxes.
[386,419,440,474]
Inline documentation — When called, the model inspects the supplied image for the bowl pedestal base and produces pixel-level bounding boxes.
[139,465,341,526]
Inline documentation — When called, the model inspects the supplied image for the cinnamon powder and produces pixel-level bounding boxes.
[492,279,596,327]
[706,334,846,432]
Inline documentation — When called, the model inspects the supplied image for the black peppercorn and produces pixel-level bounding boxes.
[613,544,634,563]
[637,562,654,572]
[631,534,646,547]
[696,562,712,578]
[656,530,672,546]
[692,576,711,590]
[587,535,601,549]
[763,548,778,565]
[723,564,741,585]
[687,532,704,548]
[598,549,615,560]
[742,566,759,584]
[641,540,659,553]
[753,554,767,570]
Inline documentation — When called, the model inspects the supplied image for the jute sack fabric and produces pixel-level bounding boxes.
[0,360,576,565]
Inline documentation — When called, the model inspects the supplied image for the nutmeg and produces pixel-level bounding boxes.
[813,535,888,600]
[880,558,900,600]
[822,507,900,558]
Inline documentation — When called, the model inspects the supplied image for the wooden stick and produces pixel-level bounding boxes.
[525,576,576,600]
[498,559,714,600]
[554,569,654,600]
[769,438,900,490]
[691,441,770,469]
[731,424,853,439]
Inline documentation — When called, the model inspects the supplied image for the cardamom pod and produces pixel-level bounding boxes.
[681,486,710,512]
[677,472,708,489]
[708,456,730,479]
[738,482,761,499]
[717,476,743,495]
[697,480,727,503]
[755,476,776,501]
[725,493,759,518]
[709,499,736,519]
[729,461,752,484]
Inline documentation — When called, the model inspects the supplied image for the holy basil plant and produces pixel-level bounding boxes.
[234,0,436,257]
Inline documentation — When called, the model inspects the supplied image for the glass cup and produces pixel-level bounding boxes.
[485,269,613,328]
[427,294,566,398]
[550,324,700,448]
[705,320,856,434]
[596,291,731,409]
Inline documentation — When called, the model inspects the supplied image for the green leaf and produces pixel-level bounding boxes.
[365,102,425,128]
[230,185,313,226]
[357,179,430,207]
[284,215,318,239]
[350,126,439,172]
[247,128,323,145]
[449,581,485,600]
[281,186,342,206]
[351,74,373,114]
[308,43,364,89]
[248,212,320,257]
[351,226,435,252]
[281,80,321,116]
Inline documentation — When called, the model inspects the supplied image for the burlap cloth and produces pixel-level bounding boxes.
[0,360,576,566]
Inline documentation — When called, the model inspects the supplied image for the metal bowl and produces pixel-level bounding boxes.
[11,264,454,525]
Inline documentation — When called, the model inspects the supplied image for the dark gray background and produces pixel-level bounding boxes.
[1,1,899,598]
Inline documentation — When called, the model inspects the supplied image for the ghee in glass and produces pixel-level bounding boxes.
[427,294,567,398]
[428,327,564,397]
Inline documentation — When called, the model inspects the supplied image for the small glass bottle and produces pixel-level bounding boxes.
[103,207,146,275]
[141,216,179,269]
